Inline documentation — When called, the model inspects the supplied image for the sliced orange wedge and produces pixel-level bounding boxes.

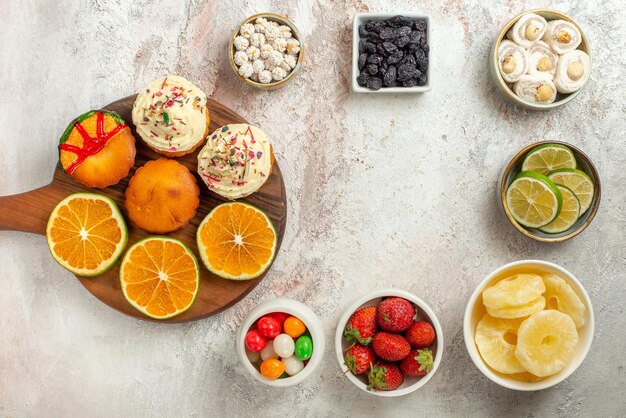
[120,236,199,319]
[46,193,128,276]
[196,202,277,280]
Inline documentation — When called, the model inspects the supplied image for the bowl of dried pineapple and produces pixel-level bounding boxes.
[464,260,594,390]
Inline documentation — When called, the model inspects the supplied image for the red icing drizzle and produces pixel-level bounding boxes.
[59,112,127,174]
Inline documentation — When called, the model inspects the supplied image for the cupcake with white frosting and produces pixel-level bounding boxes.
[132,75,210,157]
[197,124,274,200]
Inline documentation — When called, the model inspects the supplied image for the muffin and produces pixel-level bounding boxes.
[132,75,210,157]
[197,124,274,200]
[125,159,200,233]
[59,110,136,188]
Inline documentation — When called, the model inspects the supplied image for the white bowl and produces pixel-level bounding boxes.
[352,13,432,93]
[237,298,325,387]
[464,260,594,391]
[335,289,443,397]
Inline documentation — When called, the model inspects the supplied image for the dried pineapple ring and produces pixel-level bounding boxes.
[483,274,546,310]
[486,297,545,319]
[543,274,586,328]
[515,310,578,377]
[475,314,526,374]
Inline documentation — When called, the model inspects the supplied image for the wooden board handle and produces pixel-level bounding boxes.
[0,183,64,235]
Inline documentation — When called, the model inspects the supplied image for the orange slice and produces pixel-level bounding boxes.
[196,202,277,280]
[46,193,128,276]
[119,236,199,319]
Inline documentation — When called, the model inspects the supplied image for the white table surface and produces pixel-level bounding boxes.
[1,1,625,417]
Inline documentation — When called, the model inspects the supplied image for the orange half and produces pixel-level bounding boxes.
[120,237,200,319]
[196,202,277,280]
[46,193,128,276]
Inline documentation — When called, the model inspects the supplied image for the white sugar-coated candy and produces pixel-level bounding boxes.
[259,70,273,84]
[246,46,260,61]
[238,62,254,79]
[264,25,280,41]
[233,51,248,66]
[273,334,295,358]
[240,23,255,38]
[246,348,260,363]
[252,59,266,74]
[254,23,265,34]
[255,17,268,26]
[260,341,279,360]
[286,38,300,55]
[283,54,297,69]
[278,25,292,39]
[234,36,249,51]
[268,50,283,66]
[260,43,273,59]
[282,355,304,376]
[249,33,265,48]
[273,37,287,53]
[265,20,279,30]
[272,66,287,81]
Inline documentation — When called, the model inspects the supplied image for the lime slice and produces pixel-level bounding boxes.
[506,172,563,228]
[548,169,594,214]
[539,186,581,234]
[521,144,577,175]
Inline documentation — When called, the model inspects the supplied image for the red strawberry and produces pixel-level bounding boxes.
[344,306,377,345]
[399,348,434,376]
[377,297,415,332]
[367,362,404,391]
[344,344,376,375]
[405,321,436,348]
[372,332,411,361]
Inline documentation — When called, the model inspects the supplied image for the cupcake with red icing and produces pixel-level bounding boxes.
[58,110,136,188]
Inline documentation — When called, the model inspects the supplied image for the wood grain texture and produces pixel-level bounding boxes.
[0,95,287,323]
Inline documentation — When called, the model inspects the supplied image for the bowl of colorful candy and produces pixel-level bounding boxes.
[335,289,443,397]
[237,298,325,386]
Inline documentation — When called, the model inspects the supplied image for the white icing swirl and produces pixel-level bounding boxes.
[555,50,591,93]
[197,124,273,200]
[542,20,581,54]
[498,40,529,83]
[132,75,208,153]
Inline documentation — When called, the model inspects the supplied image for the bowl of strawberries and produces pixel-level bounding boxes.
[335,289,443,397]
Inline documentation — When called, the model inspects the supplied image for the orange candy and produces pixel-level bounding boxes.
[260,359,285,380]
[284,316,306,338]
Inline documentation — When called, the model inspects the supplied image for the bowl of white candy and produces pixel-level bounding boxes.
[229,13,304,89]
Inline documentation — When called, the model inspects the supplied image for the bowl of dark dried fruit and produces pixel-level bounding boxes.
[353,13,431,93]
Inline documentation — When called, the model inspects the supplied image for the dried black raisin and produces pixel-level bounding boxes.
[366,77,382,90]
[358,53,368,70]
[389,15,411,27]
[358,25,369,37]
[379,27,398,40]
[387,51,403,64]
[395,35,409,49]
[382,41,398,54]
[366,54,383,65]
[383,66,397,86]
[357,73,369,86]
[366,64,379,76]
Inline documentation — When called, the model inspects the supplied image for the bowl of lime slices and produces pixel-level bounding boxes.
[499,141,601,242]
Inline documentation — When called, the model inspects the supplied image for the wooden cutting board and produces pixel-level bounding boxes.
[0,95,287,323]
